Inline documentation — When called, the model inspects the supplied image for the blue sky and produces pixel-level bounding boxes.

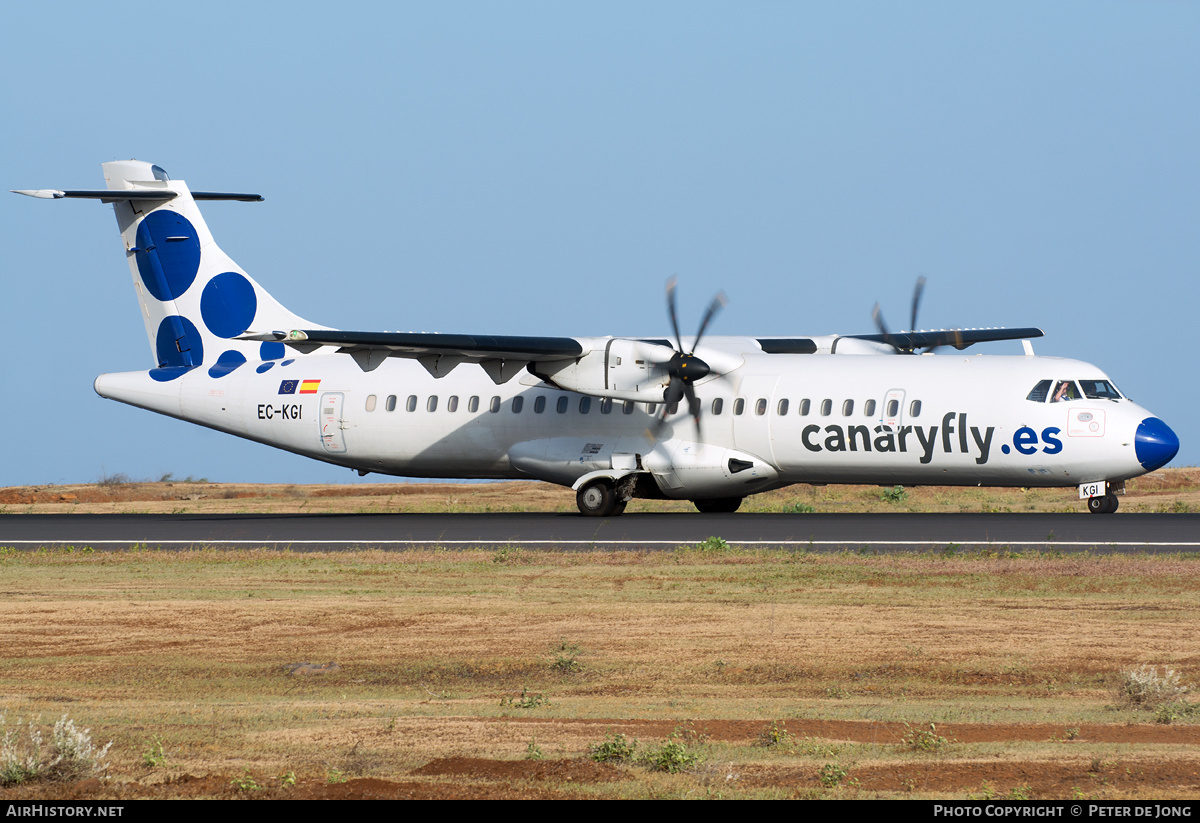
[3,2,1197,485]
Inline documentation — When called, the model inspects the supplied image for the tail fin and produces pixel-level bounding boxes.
[100,160,319,377]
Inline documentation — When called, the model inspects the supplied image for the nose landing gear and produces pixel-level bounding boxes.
[1087,492,1119,514]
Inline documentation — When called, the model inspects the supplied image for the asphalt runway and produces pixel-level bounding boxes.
[1,512,1198,552]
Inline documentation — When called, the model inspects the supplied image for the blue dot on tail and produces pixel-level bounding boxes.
[260,341,286,360]
[208,349,247,378]
[155,315,203,368]
[200,272,258,338]
[135,211,201,301]
[256,362,274,374]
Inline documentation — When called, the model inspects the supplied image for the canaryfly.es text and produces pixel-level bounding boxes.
[798,412,1066,465]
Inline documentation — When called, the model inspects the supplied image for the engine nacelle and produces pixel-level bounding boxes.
[532,338,675,402]
[508,436,776,501]
[644,441,779,499]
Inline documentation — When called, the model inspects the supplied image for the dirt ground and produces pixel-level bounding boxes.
[1,466,1198,515]
[14,726,1200,800]
[2,475,1200,799]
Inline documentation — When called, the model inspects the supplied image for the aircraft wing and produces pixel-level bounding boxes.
[241,329,585,383]
[844,327,1044,351]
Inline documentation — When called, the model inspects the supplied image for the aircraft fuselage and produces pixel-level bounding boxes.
[95,341,1163,499]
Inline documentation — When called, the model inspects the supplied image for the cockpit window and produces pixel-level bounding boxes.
[1079,379,1122,400]
[1051,381,1080,403]
[1026,380,1052,402]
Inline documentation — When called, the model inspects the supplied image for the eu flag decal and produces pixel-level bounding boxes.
[279,379,298,395]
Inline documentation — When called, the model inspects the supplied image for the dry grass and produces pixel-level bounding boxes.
[1,546,1200,798]
[2,467,1198,515]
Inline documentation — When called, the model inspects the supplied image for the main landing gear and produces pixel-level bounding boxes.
[576,479,628,517]
[1087,493,1119,514]
[573,478,745,517]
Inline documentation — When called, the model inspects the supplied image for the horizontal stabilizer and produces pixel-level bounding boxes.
[12,189,262,202]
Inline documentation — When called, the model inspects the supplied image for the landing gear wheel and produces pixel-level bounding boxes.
[693,497,743,514]
[576,480,626,517]
[1088,493,1119,514]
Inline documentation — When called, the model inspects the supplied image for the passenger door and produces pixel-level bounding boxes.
[319,392,347,454]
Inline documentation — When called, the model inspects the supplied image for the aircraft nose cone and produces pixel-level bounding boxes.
[1135,417,1179,472]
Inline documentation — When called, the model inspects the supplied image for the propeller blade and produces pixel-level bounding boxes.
[683,381,702,438]
[648,377,685,439]
[652,277,728,440]
[666,276,684,353]
[909,275,926,334]
[872,302,900,352]
[691,292,727,353]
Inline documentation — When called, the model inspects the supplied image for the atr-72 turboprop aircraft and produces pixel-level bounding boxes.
[15,161,1180,516]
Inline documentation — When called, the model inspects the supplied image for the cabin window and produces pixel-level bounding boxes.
[755,398,767,416]
[1026,380,1052,403]
[842,399,854,416]
[579,397,591,414]
[909,399,922,417]
[1080,379,1121,400]
[733,398,745,415]
[406,395,418,412]
[600,398,613,414]
[468,396,480,413]
[385,394,397,412]
[511,396,524,413]
[1051,381,1080,403]
[534,396,546,413]
[820,399,832,416]
[886,399,899,417]
[799,399,811,416]
[365,394,377,412]
[668,401,679,415]
[863,399,876,417]
[623,400,635,414]
[712,398,724,415]
[557,396,569,413]
[448,396,459,412]
[645,403,657,415]
[426,396,438,412]
[489,396,501,413]
[777,399,789,416]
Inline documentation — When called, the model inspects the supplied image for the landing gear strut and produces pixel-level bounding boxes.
[1087,493,1119,514]
[576,479,628,517]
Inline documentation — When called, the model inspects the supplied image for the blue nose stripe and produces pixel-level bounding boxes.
[1135,418,1179,471]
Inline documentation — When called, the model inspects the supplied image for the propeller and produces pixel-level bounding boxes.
[871,276,933,354]
[648,277,727,439]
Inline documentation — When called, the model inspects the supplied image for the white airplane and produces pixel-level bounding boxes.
[15,161,1179,516]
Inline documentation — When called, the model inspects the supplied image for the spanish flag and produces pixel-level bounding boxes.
[299,379,321,394]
